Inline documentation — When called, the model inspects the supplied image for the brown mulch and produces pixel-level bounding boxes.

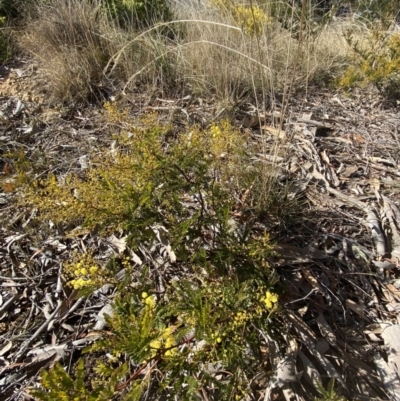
[0,59,399,401]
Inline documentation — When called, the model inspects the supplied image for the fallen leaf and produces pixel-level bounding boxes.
[317,313,337,347]
[108,235,127,254]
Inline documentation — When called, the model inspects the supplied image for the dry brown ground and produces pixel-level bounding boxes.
[0,57,400,401]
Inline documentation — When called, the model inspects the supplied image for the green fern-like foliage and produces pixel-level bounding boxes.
[30,359,143,401]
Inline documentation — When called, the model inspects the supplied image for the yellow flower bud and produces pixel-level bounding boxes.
[89,266,98,274]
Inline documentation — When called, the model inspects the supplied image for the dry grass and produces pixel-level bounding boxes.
[18,0,113,103]
[299,18,358,87]
[18,0,172,104]
[169,0,355,100]
[170,1,293,100]
[16,0,360,105]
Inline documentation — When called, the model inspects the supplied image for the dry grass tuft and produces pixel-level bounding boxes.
[18,0,180,104]
[18,0,114,103]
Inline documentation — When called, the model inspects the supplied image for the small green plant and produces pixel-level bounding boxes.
[315,379,348,401]
[86,276,279,400]
[30,358,144,401]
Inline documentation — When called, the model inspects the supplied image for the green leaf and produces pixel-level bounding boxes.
[123,381,145,401]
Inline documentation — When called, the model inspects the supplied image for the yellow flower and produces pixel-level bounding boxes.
[164,336,174,349]
[89,266,98,274]
[210,125,222,138]
[164,338,177,357]
[141,292,148,299]
[144,295,156,308]
[264,291,278,309]
[162,326,174,338]
[150,340,161,349]
[80,268,88,275]
[165,348,178,357]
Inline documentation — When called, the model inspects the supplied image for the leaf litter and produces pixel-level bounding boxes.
[0,61,400,401]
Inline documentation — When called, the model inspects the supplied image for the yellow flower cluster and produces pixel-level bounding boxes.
[210,331,223,345]
[64,254,104,291]
[232,5,269,36]
[209,0,270,36]
[142,292,156,308]
[210,125,222,138]
[142,293,178,358]
[69,263,99,289]
[263,291,278,309]
[233,311,249,326]
[69,278,91,290]
[149,326,177,357]
[208,121,244,159]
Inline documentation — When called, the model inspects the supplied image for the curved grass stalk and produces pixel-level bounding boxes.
[104,19,243,76]
[122,38,271,91]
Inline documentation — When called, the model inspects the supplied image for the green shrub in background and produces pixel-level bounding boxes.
[337,27,400,98]
[100,0,172,29]
[210,0,271,37]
